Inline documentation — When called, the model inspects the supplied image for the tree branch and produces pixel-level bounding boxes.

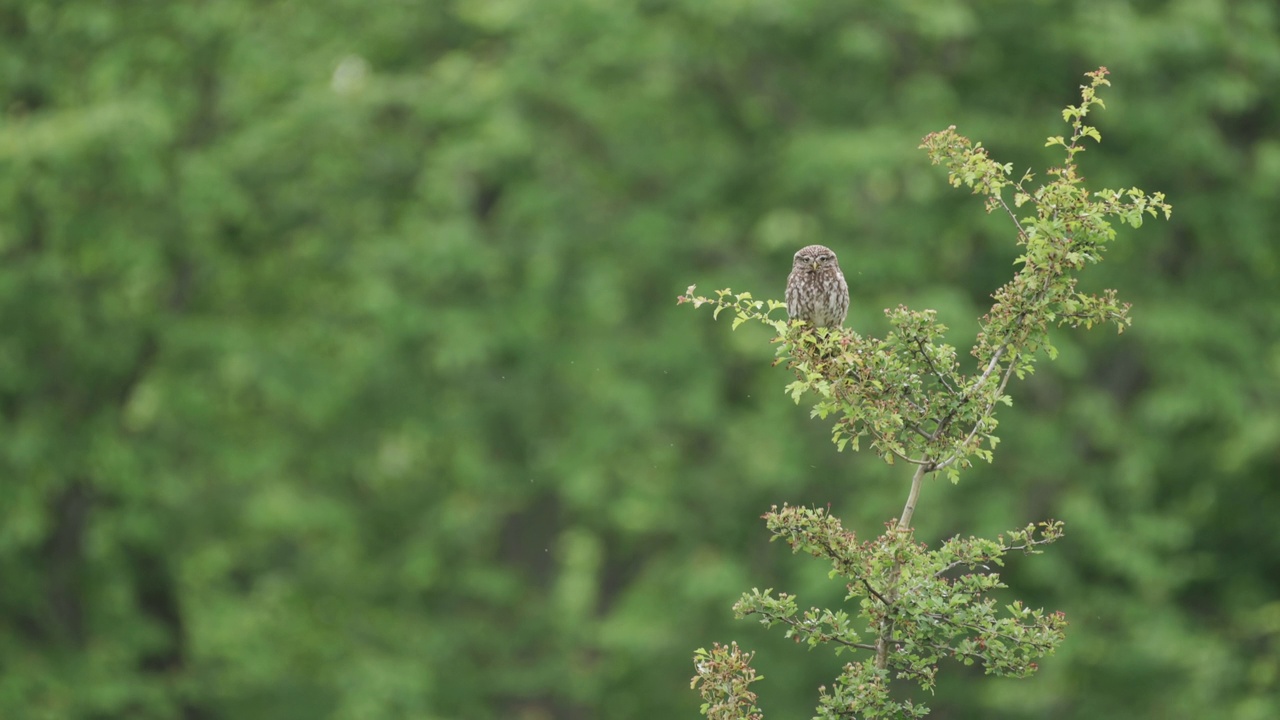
[774,615,877,651]
[935,354,1019,471]
[994,192,1029,242]
[897,462,932,530]
[914,337,958,395]
[862,578,891,607]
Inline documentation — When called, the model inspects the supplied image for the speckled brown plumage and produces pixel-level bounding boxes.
[785,244,849,328]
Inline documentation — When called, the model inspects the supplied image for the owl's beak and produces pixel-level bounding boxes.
[810,261,820,271]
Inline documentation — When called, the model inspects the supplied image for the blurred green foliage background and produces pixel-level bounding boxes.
[1,1,1277,718]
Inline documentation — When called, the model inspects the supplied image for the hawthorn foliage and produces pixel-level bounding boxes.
[682,69,1171,719]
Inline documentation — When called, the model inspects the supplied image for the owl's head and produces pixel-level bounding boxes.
[793,244,839,271]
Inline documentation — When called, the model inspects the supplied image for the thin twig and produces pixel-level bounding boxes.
[995,192,1029,241]
[777,616,877,651]
[918,613,1058,648]
[886,447,935,466]
[927,400,964,442]
[862,578,891,607]
[932,539,1048,578]
[915,337,958,394]
[902,394,928,417]
[924,640,988,664]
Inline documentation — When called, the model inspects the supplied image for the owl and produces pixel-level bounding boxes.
[785,244,849,328]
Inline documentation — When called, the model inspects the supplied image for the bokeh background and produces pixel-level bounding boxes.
[2,1,1278,718]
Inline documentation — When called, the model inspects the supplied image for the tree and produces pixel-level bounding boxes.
[685,69,1170,718]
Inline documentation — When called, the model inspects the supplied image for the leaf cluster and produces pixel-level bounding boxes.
[691,643,764,720]
[721,506,1065,718]
[679,68,1171,483]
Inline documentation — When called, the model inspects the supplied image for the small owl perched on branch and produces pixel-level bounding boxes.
[785,244,849,328]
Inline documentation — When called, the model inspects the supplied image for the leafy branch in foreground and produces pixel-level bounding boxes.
[680,69,1170,719]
